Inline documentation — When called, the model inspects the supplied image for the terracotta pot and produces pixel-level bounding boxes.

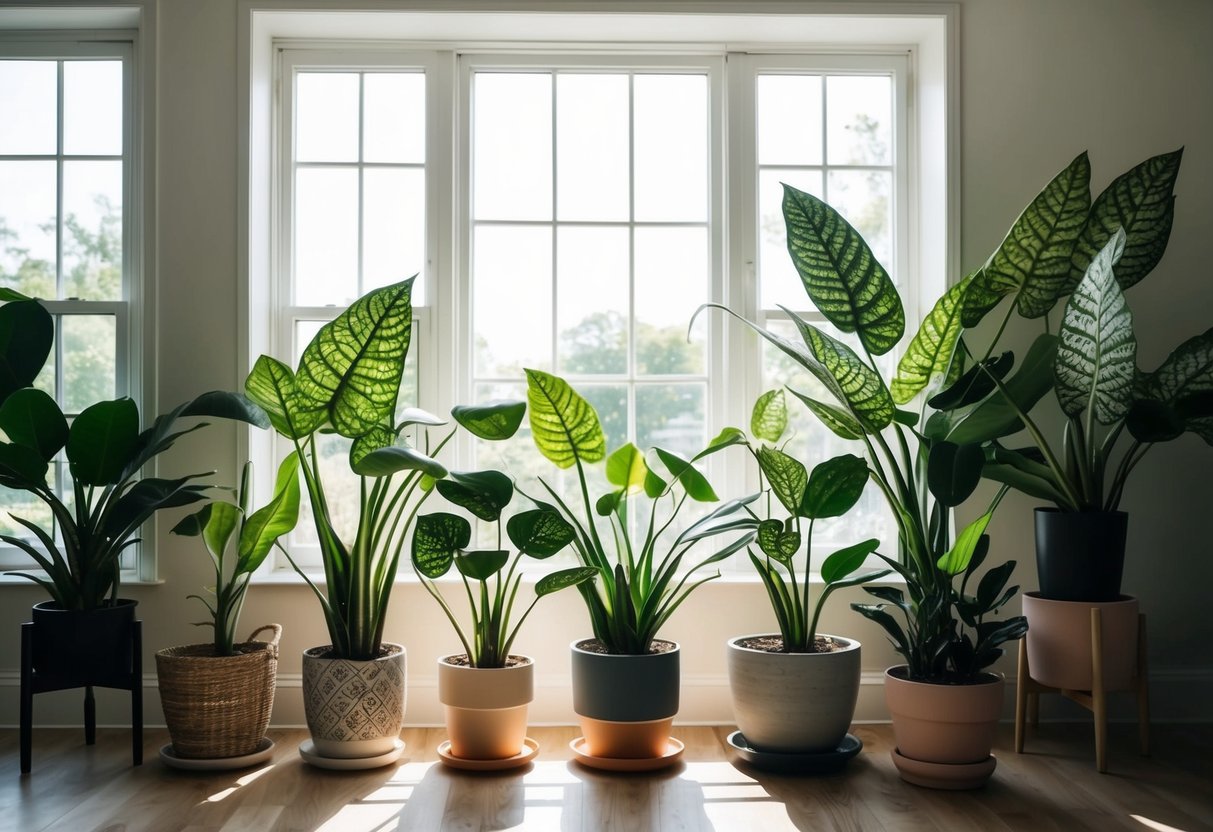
[438,654,533,760]
[1034,508,1128,601]
[570,638,679,758]
[30,599,137,687]
[1023,592,1138,691]
[884,666,1002,770]
[727,633,860,753]
[302,643,405,759]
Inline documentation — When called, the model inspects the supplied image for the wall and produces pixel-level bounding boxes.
[2,0,1211,728]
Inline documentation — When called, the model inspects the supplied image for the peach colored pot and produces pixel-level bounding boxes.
[1023,592,1138,691]
[884,667,1003,766]
[438,654,533,760]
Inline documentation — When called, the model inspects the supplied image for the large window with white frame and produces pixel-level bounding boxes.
[268,41,913,573]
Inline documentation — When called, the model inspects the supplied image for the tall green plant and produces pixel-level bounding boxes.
[524,369,759,655]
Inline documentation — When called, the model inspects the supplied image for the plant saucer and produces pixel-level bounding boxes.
[298,738,405,770]
[437,737,539,771]
[890,748,997,790]
[159,737,276,771]
[569,737,684,772]
[726,731,862,774]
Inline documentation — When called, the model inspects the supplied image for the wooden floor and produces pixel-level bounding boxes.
[2,724,1210,832]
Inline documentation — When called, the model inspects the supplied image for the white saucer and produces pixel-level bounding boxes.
[159,737,275,771]
[299,738,405,770]
[437,737,540,771]
[570,737,684,772]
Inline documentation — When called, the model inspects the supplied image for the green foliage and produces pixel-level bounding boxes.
[892,274,972,405]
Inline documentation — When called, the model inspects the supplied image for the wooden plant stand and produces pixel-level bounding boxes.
[1014,609,1149,773]
[19,619,144,774]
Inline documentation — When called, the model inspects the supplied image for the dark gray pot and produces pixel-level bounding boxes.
[570,638,680,722]
[1034,508,1128,602]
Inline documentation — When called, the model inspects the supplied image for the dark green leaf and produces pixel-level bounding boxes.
[596,490,623,516]
[452,400,526,440]
[535,566,598,597]
[0,388,67,460]
[1125,399,1184,443]
[750,389,787,443]
[436,470,514,522]
[756,518,800,563]
[820,538,879,584]
[801,454,868,519]
[180,390,272,429]
[892,274,972,404]
[675,493,760,544]
[927,352,1014,412]
[353,445,447,479]
[454,549,508,581]
[67,398,140,485]
[1136,326,1213,444]
[944,333,1059,445]
[411,512,471,579]
[755,446,806,515]
[525,369,606,469]
[0,300,52,404]
[654,447,717,502]
[0,441,49,485]
[927,441,984,507]
[507,509,575,558]
[976,561,1016,612]
[106,475,211,539]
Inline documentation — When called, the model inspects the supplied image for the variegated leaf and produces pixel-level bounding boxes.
[750,389,787,443]
[525,369,606,469]
[892,273,973,404]
[787,388,864,439]
[1138,326,1213,445]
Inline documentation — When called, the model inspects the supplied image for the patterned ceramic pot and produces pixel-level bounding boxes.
[302,643,406,759]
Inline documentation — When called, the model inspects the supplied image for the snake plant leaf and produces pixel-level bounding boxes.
[535,566,598,597]
[976,560,1016,611]
[606,443,650,493]
[244,355,326,440]
[1068,148,1182,293]
[928,352,1014,412]
[0,388,67,461]
[411,512,471,579]
[436,470,514,522]
[787,388,864,440]
[782,183,905,355]
[965,152,1092,323]
[892,274,973,404]
[352,445,447,479]
[349,425,397,468]
[750,389,787,443]
[67,398,140,485]
[455,549,509,581]
[0,441,50,485]
[801,453,869,519]
[0,299,52,405]
[654,447,718,502]
[821,538,880,584]
[756,518,800,563]
[755,445,806,515]
[236,451,301,574]
[943,333,1060,445]
[1134,326,1213,444]
[926,441,984,507]
[525,369,606,469]
[451,400,526,440]
[674,493,760,545]
[1055,229,1137,424]
[937,510,996,576]
[295,278,415,439]
[507,508,575,558]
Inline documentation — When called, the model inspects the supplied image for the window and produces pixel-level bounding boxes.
[0,40,136,571]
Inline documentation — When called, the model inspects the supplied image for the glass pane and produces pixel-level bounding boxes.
[637,383,704,459]
[295,167,359,305]
[556,226,628,375]
[0,161,57,298]
[64,60,123,156]
[296,73,359,163]
[759,168,824,310]
[473,73,552,221]
[556,74,629,221]
[473,225,552,377]
[293,432,358,546]
[363,72,425,164]
[0,61,57,155]
[826,75,892,166]
[63,160,123,300]
[62,315,116,414]
[0,488,54,542]
[579,383,627,457]
[633,74,708,222]
[827,169,893,277]
[757,74,823,166]
[634,227,707,375]
[363,167,425,301]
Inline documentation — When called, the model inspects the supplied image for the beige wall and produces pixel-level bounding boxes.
[3,0,1211,728]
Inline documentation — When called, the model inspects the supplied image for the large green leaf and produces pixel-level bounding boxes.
[435,470,513,521]
[654,447,718,502]
[536,566,598,597]
[1067,148,1182,293]
[927,352,1013,412]
[892,274,973,404]
[785,311,896,431]
[782,183,905,355]
[244,355,326,440]
[606,443,650,493]
[786,388,864,440]
[801,453,868,519]
[821,538,880,584]
[237,452,301,574]
[965,152,1091,323]
[352,445,447,479]
[750,389,787,443]
[180,391,271,430]
[1055,229,1136,424]
[525,369,605,469]
[926,441,983,507]
[0,388,67,461]
[755,446,806,515]
[506,509,575,558]
[203,503,242,564]
[937,512,996,576]
[943,334,1060,445]
[1135,327,1213,444]
[455,549,508,581]
[67,398,140,485]
[411,512,471,579]
[349,425,397,468]
[451,400,526,440]
[295,278,414,439]
[0,441,50,485]
[0,300,52,405]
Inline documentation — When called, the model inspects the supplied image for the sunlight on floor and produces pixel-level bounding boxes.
[203,763,276,803]
[1131,815,1189,832]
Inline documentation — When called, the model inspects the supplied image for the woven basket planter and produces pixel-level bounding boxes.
[156,624,281,759]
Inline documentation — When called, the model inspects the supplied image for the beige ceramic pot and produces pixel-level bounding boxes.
[438,654,533,760]
[884,666,1003,773]
[302,643,406,759]
[1023,592,1138,691]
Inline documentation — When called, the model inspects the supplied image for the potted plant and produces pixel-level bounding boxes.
[524,368,759,768]
[154,456,299,769]
[412,419,596,768]
[697,185,1028,788]
[724,390,891,770]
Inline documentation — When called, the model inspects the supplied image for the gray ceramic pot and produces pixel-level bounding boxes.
[570,638,680,758]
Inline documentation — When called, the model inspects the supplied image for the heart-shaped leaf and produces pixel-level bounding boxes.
[755,446,806,515]
[412,512,471,578]
[452,400,526,440]
[750,389,787,443]
[67,398,140,485]
[756,518,800,563]
[0,388,67,461]
[0,299,52,405]
[536,566,598,597]
[801,454,869,519]
[454,549,508,581]
[893,273,973,404]
[821,538,880,584]
[927,441,984,507]
[507,508,575,558]
[436,470,514,521]
[525,369,606,469]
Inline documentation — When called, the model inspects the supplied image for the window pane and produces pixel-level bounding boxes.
[757,74,823,166]
[637,383,704,459]
[62,315,116,414]
[0,161,57,297]
[295,167,359,305]
[634,227,707,375]
[473,73,552,221]
[64,60,123,156]
[363,167,425,298]
[63,160,123,300]
[296,73,359,162]
[579,383,627,457]
[473,225,552,377]
[363,72,425,164]
[0,488,54,542]
[556,74,629,221]
[759,169,823,310]
[557,226,629,375]
[633,74,707,222]
[827,169,893,277]
[826,75,892,166]
[0,61,57,155]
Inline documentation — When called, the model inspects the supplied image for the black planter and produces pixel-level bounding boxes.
[1034,509,1128,602]
[30,599,138,687]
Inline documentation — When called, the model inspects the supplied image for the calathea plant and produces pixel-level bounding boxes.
[524,369,759,655]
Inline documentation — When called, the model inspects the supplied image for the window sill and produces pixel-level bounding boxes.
[0,573,165,587]
[249,569,903,587]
